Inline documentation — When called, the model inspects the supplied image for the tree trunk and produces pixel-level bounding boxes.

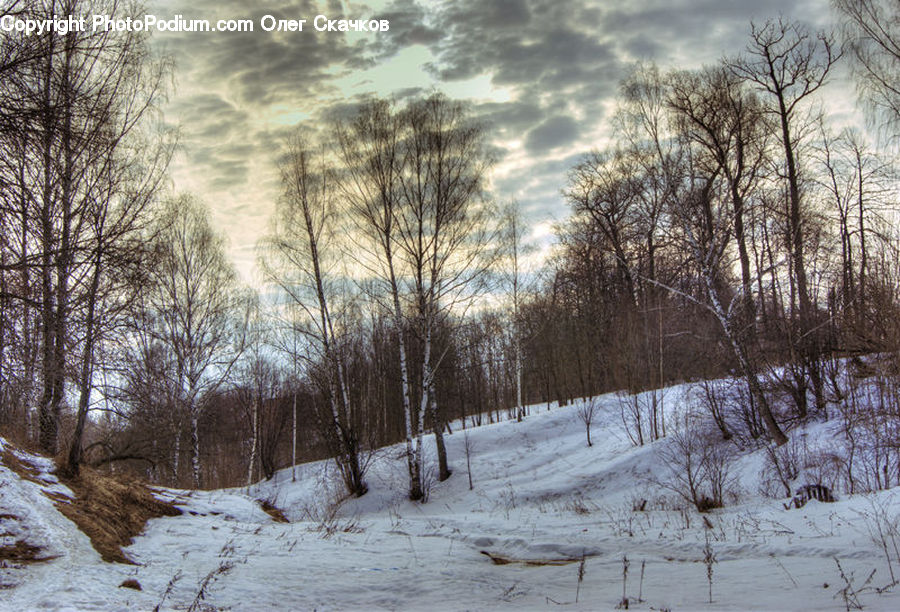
[191,407,202,488]
[172,428,180,486]
[247,399,258,486]
[431,383,451,481]
[731,181,757,342]
[778,97,826,416]
[705,270,787,446]
[38,31,57,455]
[412,323,432,499]
[291,391,297,482]
[65,247,103,476]
[515,341,524,421]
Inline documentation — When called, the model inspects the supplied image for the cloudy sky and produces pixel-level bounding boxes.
[146,0,844,283]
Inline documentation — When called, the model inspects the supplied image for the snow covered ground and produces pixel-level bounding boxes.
[4,383,900,610]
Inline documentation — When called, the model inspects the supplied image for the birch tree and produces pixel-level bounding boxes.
[667,66,769,346]
[262,137,367,497]
[395,94,494,485]
[337,95,494,499]
[335,98,418,497]
[499,201,531,422]
[141,195,248,488]
[670,159,789,446]
[0,0,171,455]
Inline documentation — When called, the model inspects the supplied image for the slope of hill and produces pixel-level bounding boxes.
[3,383,900,610]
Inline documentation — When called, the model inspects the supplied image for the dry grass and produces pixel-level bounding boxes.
[2,442,181,564]
[54,468,182,564]
[0,451,58,568]
[119,578,142,590]
[258,499,289,523]
[480,550,582,566]
[0,446,45,486]
[0,539,55,564]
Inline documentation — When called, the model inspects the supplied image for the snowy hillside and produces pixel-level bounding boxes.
[4,384,900,610]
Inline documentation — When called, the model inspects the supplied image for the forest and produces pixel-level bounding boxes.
[2,0,900,511]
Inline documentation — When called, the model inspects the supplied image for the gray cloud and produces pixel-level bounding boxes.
[147,0,835,281]
[157,0,375,107]
[371,0,443,58]
[525,116,579,153]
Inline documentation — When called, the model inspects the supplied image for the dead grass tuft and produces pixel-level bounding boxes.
[258,499,289,523]
[0,540,55,564]
[119,578,142,590]
[55,467,181,564]
[0,446,45,486]
[480,550,582,566]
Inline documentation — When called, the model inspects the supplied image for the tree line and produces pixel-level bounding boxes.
[2,0,900,501]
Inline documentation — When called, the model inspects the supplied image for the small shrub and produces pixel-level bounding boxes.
[187,561,233,612]
[619,393,647,447]
[302,499,363,538]
[760,440,801,498]
[854,496,900,587]
[652,412,736,512]
[703,530,717,604]
[565,495,594,515]
[420,465,437,504]
[497,483,517,520]
[119,578,142,590]
[577,399,599,447]
[302,465,364,538]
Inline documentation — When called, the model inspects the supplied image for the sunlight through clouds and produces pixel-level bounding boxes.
[146,0,844,283]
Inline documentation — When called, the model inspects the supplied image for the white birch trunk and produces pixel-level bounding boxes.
[399,327,418,496]
[386,254,418,498]
[247,399,258,486]
[291,391,297,482]
[172,430,180,486]
[685,218,788,447]
[512,214,524,422]
[328,378,345,444]
[191,407,202,488]
[414,323,432,492]
[515,337,524,421]
[337,360,353,433]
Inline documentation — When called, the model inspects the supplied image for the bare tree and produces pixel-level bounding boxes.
[577,399,598,447]
[834,0,900,137]
[0,0,172,456]
[499,201,534,422]
[731,19,841,417]
[139,195,248,488]
[236,310,286,484]
[566,149,642,306]
[238,298,264,485]
[338,95,494,499]
[670,158,789,446]
[335,98,415,496]
[395,93,495,486]
[270,304,305,482]
[64,52,173,474]
[667,66,769,346]
[261,137,367,497]
[815,125,895,348]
